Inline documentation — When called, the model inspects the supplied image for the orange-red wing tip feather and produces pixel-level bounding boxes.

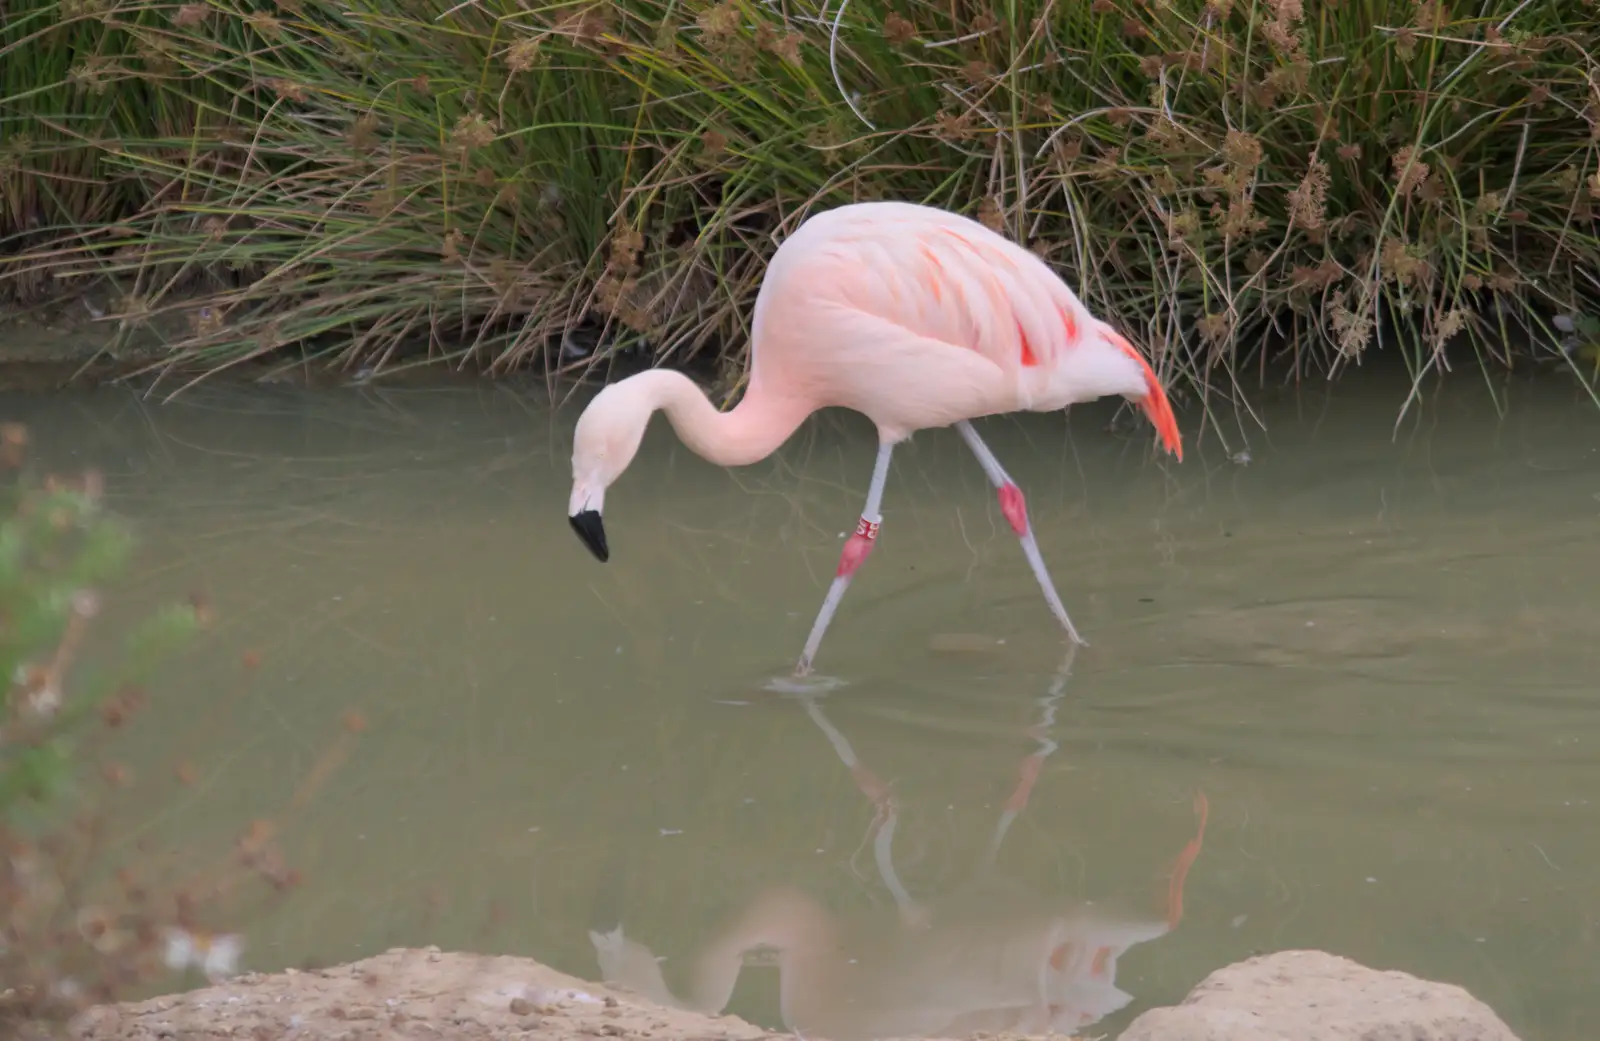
[1104,330,1184,461]
[1143,381,1183,462]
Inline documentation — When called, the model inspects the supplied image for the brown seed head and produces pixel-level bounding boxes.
[1330,297,1373,357]
[451,113,497,152]
[771,32,804,66]
[883,12,914,45]
[1220,196,1267,237]
[935,109,974,142]
[245,11,282,36]
[266,78,308,102]
[1391,145,1429,197]
[507,36,542,73]
[1287,157,1330,231]
[1268,0,1303,24]
[1412,0,1445,31]
[1432,308,1466,348]
[697,0,740,38]
[977,196,1005,234]
[346,114,380,152]
[1222,129,1263,171]
[1196,312,1231,343]
[172,3,210,27]
[1166,209,1201,242]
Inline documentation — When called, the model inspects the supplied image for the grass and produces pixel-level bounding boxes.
[2,0,1599,414]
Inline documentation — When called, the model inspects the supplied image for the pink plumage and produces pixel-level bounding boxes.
[568,200,1184,677]
[751,201,1182,448]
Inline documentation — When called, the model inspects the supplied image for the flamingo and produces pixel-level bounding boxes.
[567,200,1183,677]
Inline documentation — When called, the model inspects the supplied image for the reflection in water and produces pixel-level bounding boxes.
[592,649,1209,1039]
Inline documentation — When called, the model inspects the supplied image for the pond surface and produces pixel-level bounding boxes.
[10,362,1599,1040]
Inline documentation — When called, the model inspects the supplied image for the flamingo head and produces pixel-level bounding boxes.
[568,382,653,563]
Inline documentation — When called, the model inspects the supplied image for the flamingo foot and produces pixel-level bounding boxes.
[763,673,848,696]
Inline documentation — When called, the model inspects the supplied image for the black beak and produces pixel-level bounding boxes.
[569,509,609,563]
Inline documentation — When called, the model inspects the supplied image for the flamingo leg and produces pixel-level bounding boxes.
[983,651,1073,870]
[954,420,1086,646]
[794,441,895,677]
[1165,792,1210,929]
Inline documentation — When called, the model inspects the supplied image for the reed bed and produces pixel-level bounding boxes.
[2,0,1598,404]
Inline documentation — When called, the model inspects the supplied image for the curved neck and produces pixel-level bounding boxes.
[627,369,808,468]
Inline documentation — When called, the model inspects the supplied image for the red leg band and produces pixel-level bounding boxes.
[998,483,1029,537]
[836,516,880,577]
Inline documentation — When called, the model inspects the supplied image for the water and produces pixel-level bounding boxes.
[9,363,1599,1040]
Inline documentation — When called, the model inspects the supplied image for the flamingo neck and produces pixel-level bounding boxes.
[629,369,808,468]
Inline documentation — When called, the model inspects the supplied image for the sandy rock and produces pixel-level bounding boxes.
[69,946,772,1041]
[1120,949,1519,1041]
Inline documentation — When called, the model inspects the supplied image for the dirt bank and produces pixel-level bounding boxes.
[0,287,487,391]
[65,947,1522,1041]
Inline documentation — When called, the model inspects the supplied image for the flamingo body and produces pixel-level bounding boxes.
[748,201,1179,444]
[568,200,1183,674]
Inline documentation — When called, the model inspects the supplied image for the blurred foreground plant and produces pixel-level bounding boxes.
[0,424,360,1037]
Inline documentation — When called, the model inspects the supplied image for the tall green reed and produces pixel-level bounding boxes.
[2,0,1597,411]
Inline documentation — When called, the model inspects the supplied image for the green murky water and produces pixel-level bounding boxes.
[13,363,1599,1040]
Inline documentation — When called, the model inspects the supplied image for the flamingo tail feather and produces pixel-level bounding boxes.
[1101,330,1183,461]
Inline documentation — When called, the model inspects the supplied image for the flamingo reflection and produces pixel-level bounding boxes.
[591,650,1209,1039]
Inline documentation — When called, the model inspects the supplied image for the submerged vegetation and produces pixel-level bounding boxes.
[1,0,1598,405]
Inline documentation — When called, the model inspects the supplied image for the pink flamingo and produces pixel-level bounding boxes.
[568,201,1183,677]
